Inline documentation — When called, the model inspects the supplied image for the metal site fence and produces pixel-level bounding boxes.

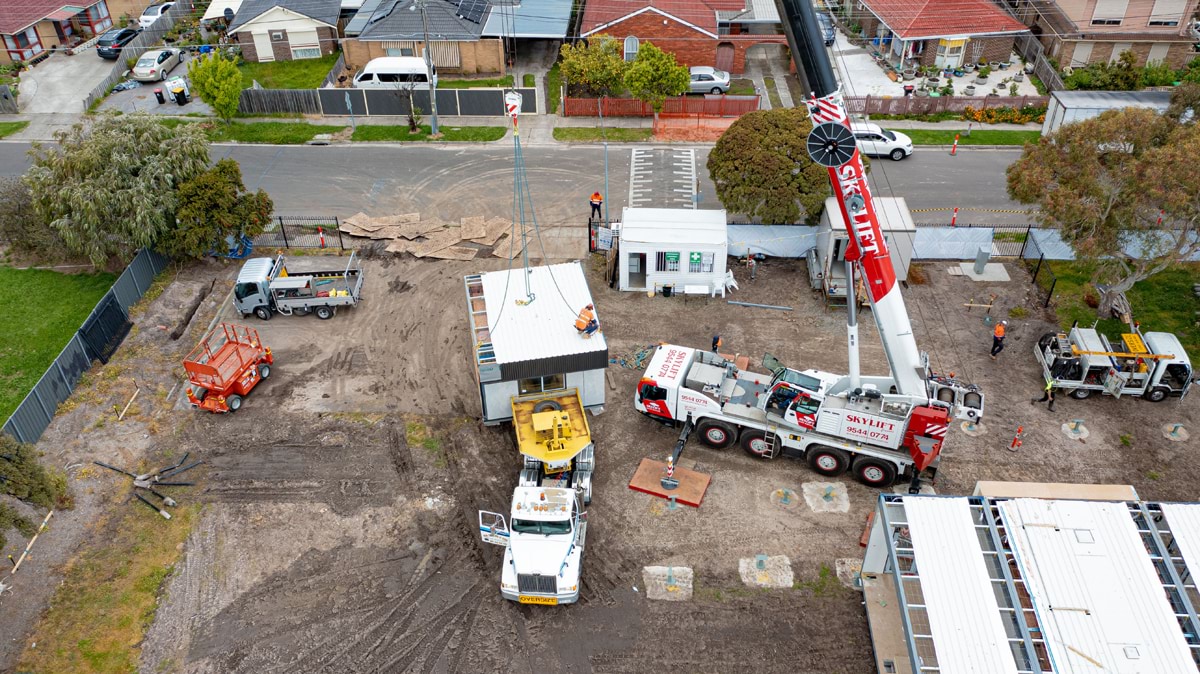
[913,222,1038,258]
[252,215,345,250]
[3,248,169,444]
[1023,233,1058,308]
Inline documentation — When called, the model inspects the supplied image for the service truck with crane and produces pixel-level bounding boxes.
[636,0,985,490]
[478,390,594,605]
[1035,324,1194,401]
[234,253,364,320]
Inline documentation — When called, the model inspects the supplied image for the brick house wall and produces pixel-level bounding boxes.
[1058,39,1195,69]
[589,13,786,74]
[236,24,337,62]
[342,37,505,74]
[914,36,1016,67]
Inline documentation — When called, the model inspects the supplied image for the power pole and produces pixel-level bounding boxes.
[411,0,440,135]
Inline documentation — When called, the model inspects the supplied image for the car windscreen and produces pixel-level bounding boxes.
[511,518,572,535]
[136,57,156,67]
[881,130,897,141]
[99,32,121,45]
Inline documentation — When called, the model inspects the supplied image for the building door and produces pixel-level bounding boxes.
[253,32,275,62]
[716,42,734,72]
[628,253,646,289]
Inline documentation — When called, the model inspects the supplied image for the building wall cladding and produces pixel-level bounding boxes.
[235,25,337,62]
[1059,38,1195,68]
[237,31,259,61]
[591,15,785,74]
[342,38,505,73]
[913,36,1016,67]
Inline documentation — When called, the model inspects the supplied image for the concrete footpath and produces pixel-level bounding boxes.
[0,111,1039,146]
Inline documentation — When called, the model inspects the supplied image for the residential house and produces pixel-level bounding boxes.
[580,0,789,74]
[344,0,504,74]
[229,0,341,63]
[850,0,1029,70]
[1004,0,1200,68]
[1,0,118,64]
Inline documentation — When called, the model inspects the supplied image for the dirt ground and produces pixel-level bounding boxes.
[4,244,1197,674]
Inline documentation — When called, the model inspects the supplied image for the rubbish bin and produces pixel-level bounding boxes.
[154,88,165,104]
[662,285,673,298]
[172,87,187,106]
[903,85,915,97]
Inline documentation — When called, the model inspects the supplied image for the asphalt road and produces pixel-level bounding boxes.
[0,142,1030,225]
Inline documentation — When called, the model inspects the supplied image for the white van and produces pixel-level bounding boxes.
[850,122,914,161]
[352,57,438,89]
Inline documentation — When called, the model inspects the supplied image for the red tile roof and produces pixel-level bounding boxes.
[860,0,1027,39]
[582,0,735,37]
[0,0,97,36]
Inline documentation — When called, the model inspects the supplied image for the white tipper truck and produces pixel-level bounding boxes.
[478,391,593,605]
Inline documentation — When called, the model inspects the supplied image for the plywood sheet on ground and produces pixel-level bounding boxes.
[409,229,463,258]
[384,239,414,254]
[428,246,478,261]
[628,458,710,507]
[490,233,525,259]
[471,217,514,246]
[459,216,487,240]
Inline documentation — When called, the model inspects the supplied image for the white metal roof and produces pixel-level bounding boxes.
[1161,503,1200,593]
[480,262,607,364]
[904,497,1020,674]
[620,207,727,247]
[998,498,1195,673]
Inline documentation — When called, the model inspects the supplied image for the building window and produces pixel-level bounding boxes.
[1148,19,1178,25]
[624,36,639,61]
[519,374,566,395]
[1090,18,1121,24]
[4,27,44,61]
[291,47,322,59]
[386,47,416,56]
[655,251,680,272]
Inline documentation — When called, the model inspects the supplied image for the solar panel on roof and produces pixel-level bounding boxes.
[457,0,488,23]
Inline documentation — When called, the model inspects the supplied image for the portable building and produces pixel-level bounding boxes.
[1041,90,1173,136]
[808,196,915,303]
[860,485,1200,674]
[617,207,728,297]
[464,262,608,425]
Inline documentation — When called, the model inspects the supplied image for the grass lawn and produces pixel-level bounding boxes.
[0,120,29,139]
[438,75,514,89]
[762,76,783,109]
[523,73,535,87]
[904,129,1041,146]
[546,63,561,114]
[0,267,116,420]
[238,53,339,89]
[351,124,506,142]
[17,501,197,674]
[728,78,756,96]
[210,122,346,143]
[1035,260,1200,362]
[553,127,653,142]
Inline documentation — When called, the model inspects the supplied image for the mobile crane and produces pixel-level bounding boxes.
[634,1,984,490]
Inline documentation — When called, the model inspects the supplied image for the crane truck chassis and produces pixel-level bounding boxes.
[478,390,593,605]
[1035,326,1193,401]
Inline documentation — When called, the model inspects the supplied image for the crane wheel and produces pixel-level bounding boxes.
[533,400,563,413]
[852,457,897,488]
[806,446,850,477]
[739,430,775,458]
[697,420,736,449]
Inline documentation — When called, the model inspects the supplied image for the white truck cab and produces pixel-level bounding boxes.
[1037,327,1193,401]
[480,486,585,605]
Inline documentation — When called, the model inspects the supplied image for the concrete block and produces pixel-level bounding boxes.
[642,566,693,601]
[738,555,794,589]
[802,481,850,513]
[836,558,863,590]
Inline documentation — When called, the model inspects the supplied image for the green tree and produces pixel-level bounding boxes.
[160,159,274,259]
[559,36,627,97]
[1007,107,1200,316]
[623,43,689,118]
[0,434,71,548]
[706,107,831,224]
[187,51,243,122]
[23,112,210,267]
[0,176,64,258]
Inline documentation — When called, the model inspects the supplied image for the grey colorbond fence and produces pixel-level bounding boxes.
[82,2,193,111]
[240,86,539,116]
[3,249,169,444]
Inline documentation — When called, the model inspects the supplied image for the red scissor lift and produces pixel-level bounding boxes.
[184,323,274,413]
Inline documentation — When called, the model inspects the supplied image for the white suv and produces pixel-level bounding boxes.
[850,122,914,161]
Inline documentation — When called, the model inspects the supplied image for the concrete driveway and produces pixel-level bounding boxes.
[19,51,119,113]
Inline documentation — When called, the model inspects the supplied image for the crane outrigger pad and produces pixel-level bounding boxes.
[628,458,710,508]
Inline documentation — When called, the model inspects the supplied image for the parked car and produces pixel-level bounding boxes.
[817,12,836,46]
[850,122,914,161]
[689,66,730,94]
[96,27,141,59]
[139,2,175,27]
[130,48,183,81]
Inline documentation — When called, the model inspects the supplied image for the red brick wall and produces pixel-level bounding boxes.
[236,31,258,61]
[235,25,337,63]
[589,13,786,74]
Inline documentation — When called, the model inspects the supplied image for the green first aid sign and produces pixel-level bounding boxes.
[689,252,701,265]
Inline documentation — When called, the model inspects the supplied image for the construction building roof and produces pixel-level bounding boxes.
[620,207,728,247]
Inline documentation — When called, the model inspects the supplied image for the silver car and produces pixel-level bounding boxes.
[689,66,730,94]
[130,48,182,82]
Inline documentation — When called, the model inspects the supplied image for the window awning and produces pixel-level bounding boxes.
[46,6,87,21]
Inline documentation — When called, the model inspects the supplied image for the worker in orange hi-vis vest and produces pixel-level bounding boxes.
[575,303,599,337]
[589,192,603,220]
[990,320,1008,360]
